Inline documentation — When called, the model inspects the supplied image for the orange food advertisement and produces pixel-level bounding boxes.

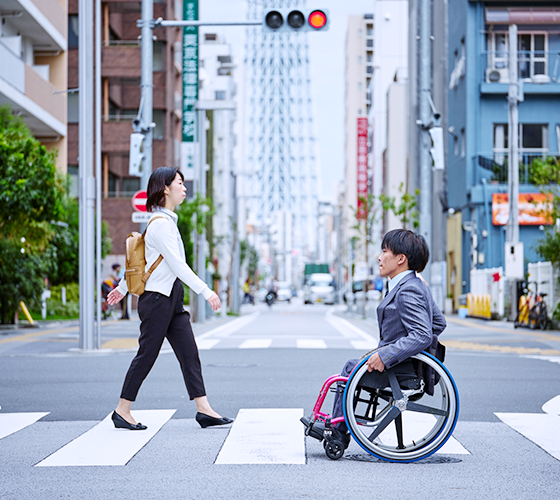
[491,193,553,226]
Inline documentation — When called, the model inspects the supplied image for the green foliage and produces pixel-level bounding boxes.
[379,183,420,230]
[0,106,66,323]
[175,193,215,268]
[246,244,259,283]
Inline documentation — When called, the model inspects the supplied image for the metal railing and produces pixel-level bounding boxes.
[482,51,560,84]
[474,152,560,185]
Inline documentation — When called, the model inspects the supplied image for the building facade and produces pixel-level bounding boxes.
[67,0,183,253]
[0,0,68,171]
[447,0,560,301]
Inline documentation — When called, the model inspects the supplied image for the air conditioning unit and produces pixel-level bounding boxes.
[485,68,509,83]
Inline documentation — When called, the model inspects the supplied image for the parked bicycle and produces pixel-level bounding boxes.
[514,281,549,330]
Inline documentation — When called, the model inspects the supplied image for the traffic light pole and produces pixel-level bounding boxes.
[140,0,154,194]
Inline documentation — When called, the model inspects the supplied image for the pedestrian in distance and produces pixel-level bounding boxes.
[302,228,446,448]
[107,166,233,431]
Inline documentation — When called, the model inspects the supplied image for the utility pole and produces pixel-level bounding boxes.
[506,24,519,244]
[139,0,153,193]
[418,0,432,285]
[79,0,95,349]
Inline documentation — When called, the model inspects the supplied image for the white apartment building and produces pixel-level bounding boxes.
[199,33,237,290]
[343,14,374,263]
[0,0,67,171]
[368,0,408,245]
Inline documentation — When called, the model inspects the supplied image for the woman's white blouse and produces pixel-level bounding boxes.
[116,207,213,299]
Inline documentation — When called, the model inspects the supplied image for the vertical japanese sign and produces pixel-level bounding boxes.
[181,0,198,178]
[357,118,369,219]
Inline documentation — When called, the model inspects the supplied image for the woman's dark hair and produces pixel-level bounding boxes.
[381,229,430,273]
[146,167,184,212]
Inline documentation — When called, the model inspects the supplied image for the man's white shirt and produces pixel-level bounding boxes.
[387,270,415,295]
[116,207,213,299]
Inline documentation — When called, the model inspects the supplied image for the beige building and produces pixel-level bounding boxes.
[343,14,374,262]
[0,0,68,171]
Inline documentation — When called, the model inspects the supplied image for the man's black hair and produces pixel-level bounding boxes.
[381,229,429,273]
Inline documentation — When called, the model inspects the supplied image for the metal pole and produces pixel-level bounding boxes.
[140,0,153,193]
[95,0,102,348]
[231,172,240,314]
[197,108,206,323]
[157,19,262,28]
[79,0,95,349]
[507,24,519,244]
[418,0,432,284]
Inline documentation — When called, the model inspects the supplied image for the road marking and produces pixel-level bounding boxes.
[377,412,469,455]
[524,355,560,365]
[442,340,560,356]
[446,316,560,341]
[215,408,305,464]
[351,339,378,350]
[35,409,176,467]
[197,339,221,350]
[543,395,560,415]
[101,338,138,349]
[196,313,260,341]
[0,412,50,440]
[239,339,272,349]
[326,312,379,342]
[296,339,327,349]
[495,412,560,461]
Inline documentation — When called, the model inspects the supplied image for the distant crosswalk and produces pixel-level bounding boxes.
[1,396,559,466]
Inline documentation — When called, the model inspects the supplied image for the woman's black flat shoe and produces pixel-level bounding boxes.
[112,411,148,430]
[195,412,233,428]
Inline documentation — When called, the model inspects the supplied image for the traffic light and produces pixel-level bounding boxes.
[263,8,329,32]
[129,133,145,177]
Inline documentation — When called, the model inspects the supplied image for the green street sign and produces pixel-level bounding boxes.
[182,0,198,171]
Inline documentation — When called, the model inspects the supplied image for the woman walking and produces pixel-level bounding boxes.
[107,167,232,430]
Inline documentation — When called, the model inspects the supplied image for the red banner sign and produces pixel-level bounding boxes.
[357,118,369,219]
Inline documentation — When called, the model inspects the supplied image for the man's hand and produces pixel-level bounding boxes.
[206,292,221,311]
[107,289,124,306]
[366,352,385,372]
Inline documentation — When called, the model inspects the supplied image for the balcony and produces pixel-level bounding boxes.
[474,153,560,185]
[480,51,560,95]
[102,43,142,78]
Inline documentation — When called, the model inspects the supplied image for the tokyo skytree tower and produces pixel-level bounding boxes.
[244,0,320,260]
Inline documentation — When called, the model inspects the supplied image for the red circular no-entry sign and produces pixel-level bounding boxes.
[132,190,148,212]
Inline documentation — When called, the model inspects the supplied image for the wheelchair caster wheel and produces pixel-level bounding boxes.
[325,441,345,460]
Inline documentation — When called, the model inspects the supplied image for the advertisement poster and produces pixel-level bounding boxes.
[491,193,553,225]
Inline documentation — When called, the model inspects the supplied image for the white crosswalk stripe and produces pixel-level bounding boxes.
[296,339,327,349]
[36,410,176,467]
[0,412,49,440]
[239,339,273,349]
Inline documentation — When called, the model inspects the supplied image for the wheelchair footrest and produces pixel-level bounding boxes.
[300,416,325,441]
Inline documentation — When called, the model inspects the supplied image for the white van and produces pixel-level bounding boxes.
[303,273,335,305]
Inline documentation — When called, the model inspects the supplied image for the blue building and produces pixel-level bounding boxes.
[447,0,560,299]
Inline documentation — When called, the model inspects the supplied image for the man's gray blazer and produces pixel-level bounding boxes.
[376,272,446,369]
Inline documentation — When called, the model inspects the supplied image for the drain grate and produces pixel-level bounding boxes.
[344,454,462,464]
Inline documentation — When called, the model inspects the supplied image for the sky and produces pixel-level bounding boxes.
[199,0,376,202]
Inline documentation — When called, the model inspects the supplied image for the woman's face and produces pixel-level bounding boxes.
[164,173,186,208]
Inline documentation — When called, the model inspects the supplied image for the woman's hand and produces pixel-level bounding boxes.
[206,292,221,311]
[107,289,124,306]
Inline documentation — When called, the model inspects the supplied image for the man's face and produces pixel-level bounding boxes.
[378,247,406,279]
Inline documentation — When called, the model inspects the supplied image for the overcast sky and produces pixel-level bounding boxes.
[199,0,376,201]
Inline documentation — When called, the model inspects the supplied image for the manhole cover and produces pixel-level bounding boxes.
[344,454,461,464]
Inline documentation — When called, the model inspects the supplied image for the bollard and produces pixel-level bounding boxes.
[61,286,66,306]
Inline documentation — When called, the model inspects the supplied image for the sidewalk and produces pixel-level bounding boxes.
[0,309,244,357]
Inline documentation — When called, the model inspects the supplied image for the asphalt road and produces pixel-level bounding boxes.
[1,298,559,499]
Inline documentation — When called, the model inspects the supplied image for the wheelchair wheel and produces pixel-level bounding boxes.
[343,352,459,463]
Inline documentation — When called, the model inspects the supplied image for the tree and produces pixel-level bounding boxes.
[0,106,65,323]
[379,183,420,230]
[532,156,560,320]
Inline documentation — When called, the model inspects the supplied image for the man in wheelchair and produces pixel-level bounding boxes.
[302,229,447,453]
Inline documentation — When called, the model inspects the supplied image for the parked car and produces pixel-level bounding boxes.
[303,273,335,305]
[276,281,293,302]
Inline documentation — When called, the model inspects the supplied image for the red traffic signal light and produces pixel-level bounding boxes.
[308,10,327,30]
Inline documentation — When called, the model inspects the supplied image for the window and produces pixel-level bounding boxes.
[366,39,373,48]
[205,34,217,41]
[153,42,165,72]
[366,24,373,37]
[215,91,226,100]
[487,32,548,80]
[153,109,166,140]
[67,165,79,198]
[460,128,466,158]
[493,123,549,165]
[122,177,140,195]
[367,52,373,63]
[67,92,79,123]
[68,16,79,49]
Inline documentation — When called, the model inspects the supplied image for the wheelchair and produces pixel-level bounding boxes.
[302,351,459,463]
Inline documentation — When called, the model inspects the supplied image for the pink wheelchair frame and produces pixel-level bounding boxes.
[309,374,348,428]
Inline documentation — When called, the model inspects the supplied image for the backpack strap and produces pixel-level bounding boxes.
[141,215,166,282]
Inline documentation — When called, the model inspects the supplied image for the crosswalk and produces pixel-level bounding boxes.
[2,396,559,466]
[193,310,379,351]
